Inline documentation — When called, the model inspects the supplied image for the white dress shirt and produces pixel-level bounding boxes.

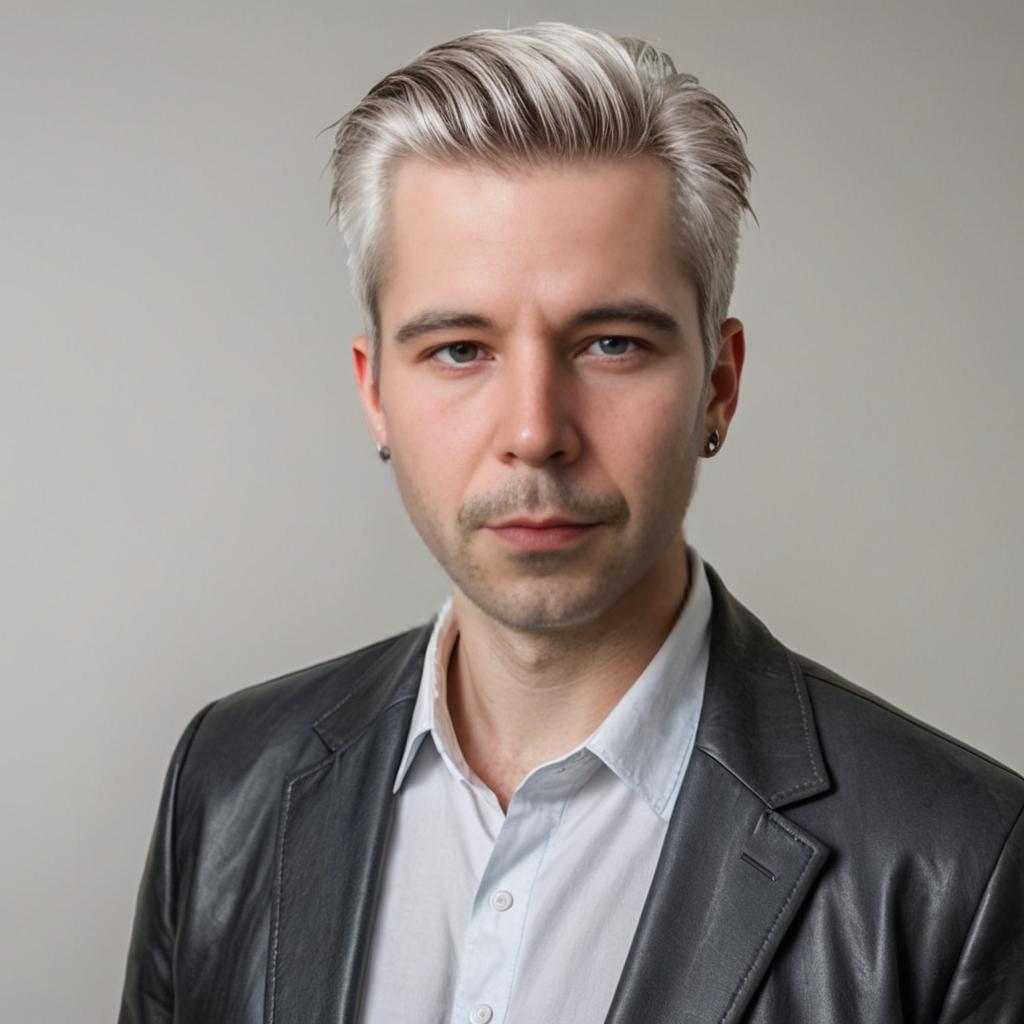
[358,548,712,1024]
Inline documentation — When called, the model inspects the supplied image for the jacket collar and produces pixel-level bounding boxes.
[311,622,430,754]
[695,561,830,807]
[267,560,833,1024]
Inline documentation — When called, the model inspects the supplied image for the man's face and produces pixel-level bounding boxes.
[355,154,738,632]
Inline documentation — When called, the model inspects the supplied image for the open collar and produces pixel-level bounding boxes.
[308,559,830,807]
[270,560,833,1024]
[390,549,714,820]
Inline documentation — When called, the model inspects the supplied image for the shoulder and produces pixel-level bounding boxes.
[172,623,432,793]
[794,651,1024,847]
[783,651,1024,1003]
[206,626,426,732]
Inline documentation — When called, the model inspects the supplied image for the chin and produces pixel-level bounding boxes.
[457,575,620,633]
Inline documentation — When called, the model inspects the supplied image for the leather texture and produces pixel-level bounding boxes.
[119,564,1024,1023]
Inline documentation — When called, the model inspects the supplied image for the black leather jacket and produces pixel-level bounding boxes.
[119,564,1024,1023]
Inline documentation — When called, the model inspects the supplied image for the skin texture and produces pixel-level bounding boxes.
[353,155,744,808]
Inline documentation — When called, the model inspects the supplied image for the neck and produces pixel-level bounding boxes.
[446,532,690,810]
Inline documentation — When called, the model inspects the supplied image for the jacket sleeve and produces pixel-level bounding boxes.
[936,801,1024,1024]
[118,702,216,1024]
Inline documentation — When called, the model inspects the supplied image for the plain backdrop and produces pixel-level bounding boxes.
[2,1,1021,1019]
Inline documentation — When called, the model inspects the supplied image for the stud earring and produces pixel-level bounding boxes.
[377,444,391,463]
[703,429,722,458]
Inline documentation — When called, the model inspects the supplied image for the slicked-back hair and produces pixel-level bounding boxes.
[328,22,753,379]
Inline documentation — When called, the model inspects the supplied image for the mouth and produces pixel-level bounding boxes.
[485,517,600,551]
[490,516,595,529]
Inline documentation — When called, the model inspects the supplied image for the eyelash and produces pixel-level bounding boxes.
[427,336,646,367]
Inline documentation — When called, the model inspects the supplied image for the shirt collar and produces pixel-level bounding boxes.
[393,547,713,821]
[583,548,711,819]
[392,595,463,790]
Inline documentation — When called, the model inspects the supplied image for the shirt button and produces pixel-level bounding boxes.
[489,889,514,912]
[470,1005,493,1024]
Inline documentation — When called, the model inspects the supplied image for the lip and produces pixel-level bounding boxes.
[486,518,599,551]
[490,516,594,529]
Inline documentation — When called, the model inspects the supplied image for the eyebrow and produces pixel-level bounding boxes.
[394,311,493,344]
[392,300,682,344]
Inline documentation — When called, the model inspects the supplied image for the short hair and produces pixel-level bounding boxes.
[328,21,753,377]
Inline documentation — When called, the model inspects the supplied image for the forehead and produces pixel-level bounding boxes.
[377,155,689,330]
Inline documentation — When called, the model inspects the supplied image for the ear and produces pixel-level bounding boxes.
[703,317,745,440]
[352,335,387,446]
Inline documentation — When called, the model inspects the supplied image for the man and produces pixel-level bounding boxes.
[119,22,1023,1024]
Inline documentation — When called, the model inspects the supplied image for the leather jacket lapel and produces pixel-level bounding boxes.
[606,564,833,1024]
[604,754,829,1023]
[264,625,430,1024]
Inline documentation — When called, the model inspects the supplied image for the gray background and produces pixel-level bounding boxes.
[2,1,1021,1019]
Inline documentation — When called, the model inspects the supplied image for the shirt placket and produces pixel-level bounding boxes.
[449,752,591,1024]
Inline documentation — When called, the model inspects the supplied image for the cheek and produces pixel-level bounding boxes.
[384,392,482,520]
[385,371,483,446]
[386,369,509,493]
[594,375,701,462]
[600,384,702,512]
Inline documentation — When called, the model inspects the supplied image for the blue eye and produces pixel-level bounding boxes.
[590,336,638,356]
[434,342,482,365]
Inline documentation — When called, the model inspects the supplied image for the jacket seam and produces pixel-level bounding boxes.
[934,797,1024,1021]
[329,694,419,757]
[802,669,1024,783]
[769,659,825,802]
[265,753,344,1023]
[266,772,297,1024]
[695,746,772,809]
[311,634,419,729]
[311,626,432,747]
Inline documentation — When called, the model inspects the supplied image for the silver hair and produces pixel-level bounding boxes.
[328,21,754,378]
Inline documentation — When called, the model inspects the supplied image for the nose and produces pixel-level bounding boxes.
[492,344,582,468]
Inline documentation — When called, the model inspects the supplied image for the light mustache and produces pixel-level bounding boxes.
[457,478,629,531]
